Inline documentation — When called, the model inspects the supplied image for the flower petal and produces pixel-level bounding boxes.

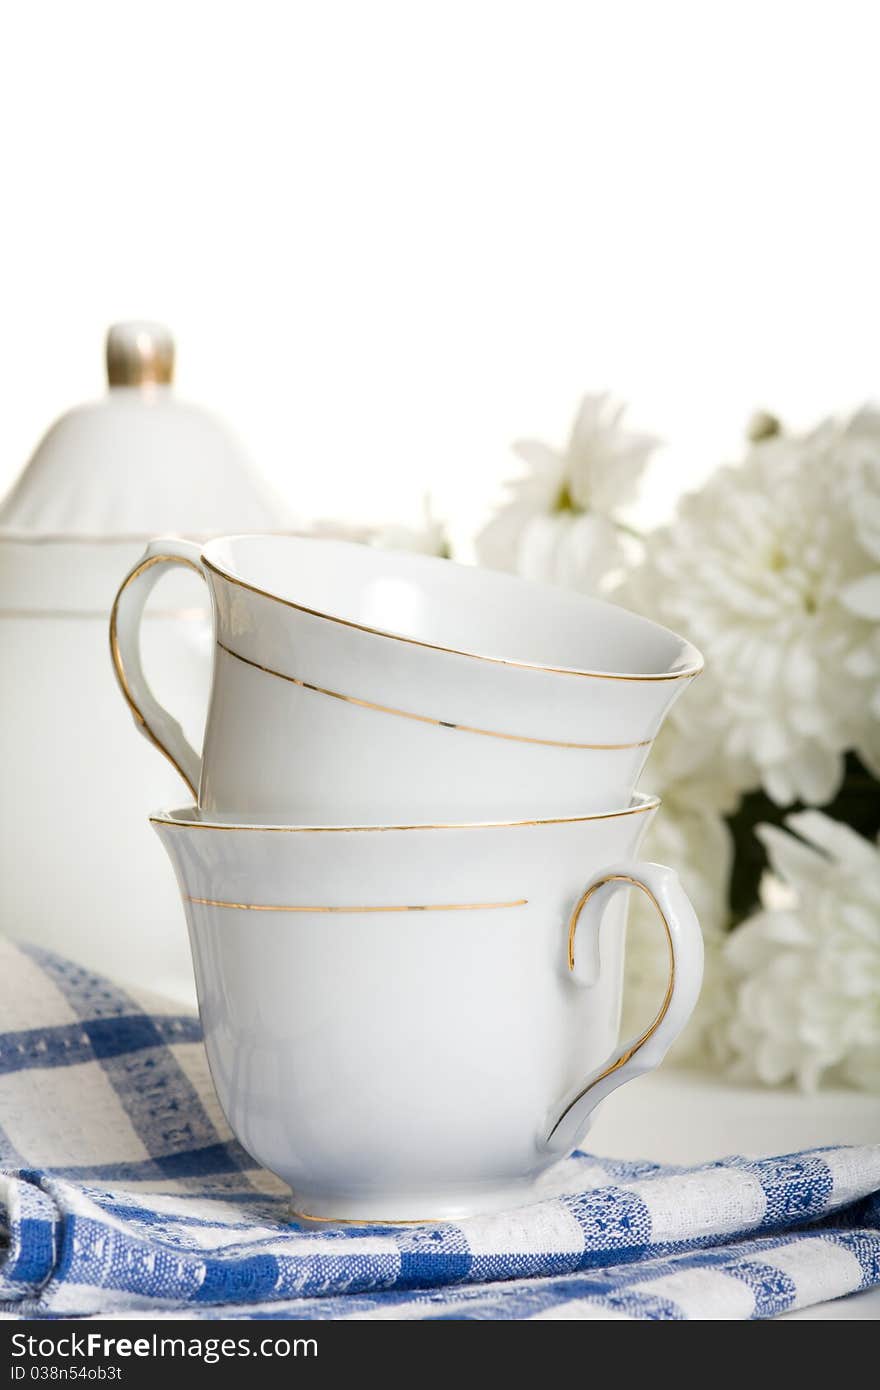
[787,744,844,806]
[511,439,565,480]
[840,573,880,619]
[785,810,880,873]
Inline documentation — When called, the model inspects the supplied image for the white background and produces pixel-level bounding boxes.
[2,0,879,548]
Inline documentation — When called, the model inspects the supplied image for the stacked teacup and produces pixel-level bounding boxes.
[111,534,704,1222]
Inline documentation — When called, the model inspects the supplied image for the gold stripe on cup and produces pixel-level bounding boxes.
[216,641,653,751]
[186,895,528,913]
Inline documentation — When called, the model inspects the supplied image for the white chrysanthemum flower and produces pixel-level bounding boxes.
[723,811,880,1093]
[837,408,880,776]
[371,496,450,558]
[312,499,451,558]
[621,417,880,806]
[623,799,734,1068]
[476,393,659,593]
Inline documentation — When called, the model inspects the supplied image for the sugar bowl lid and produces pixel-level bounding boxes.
[0,321,288,539]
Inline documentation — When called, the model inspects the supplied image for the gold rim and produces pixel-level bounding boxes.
[186,895,527,913]
[217,641,654,751]
[201,553,703,683]
[109,552,205,798]
[150,796,659,834]
[292,1206,444,1227]
[546,873,675,1142]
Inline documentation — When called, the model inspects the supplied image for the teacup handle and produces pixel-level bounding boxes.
[109,537,208,798]
[544,860,704,1153]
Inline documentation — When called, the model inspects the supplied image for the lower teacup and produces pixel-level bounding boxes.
[152,796,703,1222]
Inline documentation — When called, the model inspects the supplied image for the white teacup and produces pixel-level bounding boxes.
[112,536,702,823]
[153,795,703,1222]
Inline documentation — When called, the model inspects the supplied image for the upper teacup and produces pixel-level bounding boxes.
[111,534,702,822]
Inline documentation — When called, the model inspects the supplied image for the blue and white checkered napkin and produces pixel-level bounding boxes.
[0,938,878,1321]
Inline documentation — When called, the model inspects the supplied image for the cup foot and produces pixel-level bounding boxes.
[287,1177,546,1225]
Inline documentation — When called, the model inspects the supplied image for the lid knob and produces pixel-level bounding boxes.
[106,321,175,387]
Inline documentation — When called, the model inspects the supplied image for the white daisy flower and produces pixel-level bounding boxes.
[370,495,450,558]
[476,393,658,593]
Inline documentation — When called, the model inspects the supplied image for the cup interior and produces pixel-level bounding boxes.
[204,535,701,678]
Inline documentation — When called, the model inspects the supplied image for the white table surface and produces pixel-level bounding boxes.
[588,1067,880,1320]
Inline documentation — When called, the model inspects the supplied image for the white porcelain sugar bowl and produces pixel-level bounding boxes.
[0,322,289,1000]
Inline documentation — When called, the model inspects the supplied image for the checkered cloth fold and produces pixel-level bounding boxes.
[1,939,878,1320]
